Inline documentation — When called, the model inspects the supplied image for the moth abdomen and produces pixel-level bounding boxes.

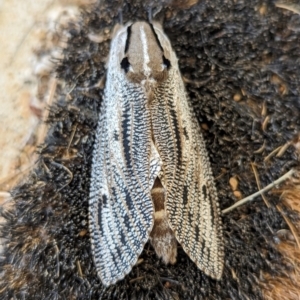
[150,178,177,265]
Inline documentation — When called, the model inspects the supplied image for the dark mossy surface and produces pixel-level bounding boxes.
[1,0,300,299]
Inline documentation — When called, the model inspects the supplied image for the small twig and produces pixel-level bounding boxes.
[275,2,300,14]
[66,124,78,153]
[254,140,266,154]
[52,240,60,278]
[261,102,267,117]
[215,169,227,181]
[182,76,212,88]
[50,161,73,191]
[276,142,291,157]
[41,159,52,178]
[276,204,300,250]
[67,83,77,94]
[74,77,105,91]
[76,259,83,277]
[37,78,57,145]
[222,169,295,214]
[264,145,283,162]
[262,115,270,132]
[264,142,291,162]
[159,277,180,285]
[129,276,145,283]
[251,163,270,207]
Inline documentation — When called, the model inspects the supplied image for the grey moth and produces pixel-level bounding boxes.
[88,21,224,286]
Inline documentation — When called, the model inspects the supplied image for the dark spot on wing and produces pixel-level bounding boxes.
[102,194,108,206]
[121,104,132,169]
[195,224,200,242]
[202,185,207,199]
[183,184,189,205]
[163,55,171,69]
[121,57,130,73]
[208,193,215,226]
[183,127,189,140]
[168,102,182,165]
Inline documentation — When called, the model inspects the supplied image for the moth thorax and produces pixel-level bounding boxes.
[121,22,170,85]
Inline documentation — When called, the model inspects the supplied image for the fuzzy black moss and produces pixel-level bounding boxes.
[1,0,300,299]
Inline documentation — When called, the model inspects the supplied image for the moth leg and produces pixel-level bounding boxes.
[150,178,177,264]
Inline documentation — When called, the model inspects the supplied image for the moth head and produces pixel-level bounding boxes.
[118,22,171,86]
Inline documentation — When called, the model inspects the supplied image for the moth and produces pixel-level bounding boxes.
[89,21,224,286]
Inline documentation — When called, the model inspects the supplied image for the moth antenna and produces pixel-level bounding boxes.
[118,8,123,25]
[147,5,163,22]
[147,6,153,23]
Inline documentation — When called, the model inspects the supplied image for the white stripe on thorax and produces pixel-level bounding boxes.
[140,25,151,77]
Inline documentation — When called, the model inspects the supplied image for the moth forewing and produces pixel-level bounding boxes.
[151,25,224,279]
[89,21,224,287]
[89,22,162,286]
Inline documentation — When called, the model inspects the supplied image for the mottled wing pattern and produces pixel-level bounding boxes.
[89,34,161,286]
[151,55,224,279]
